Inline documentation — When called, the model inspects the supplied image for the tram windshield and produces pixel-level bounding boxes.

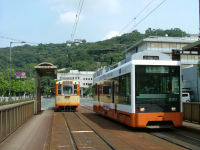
[62,84,73,95]
[135,65,180,107]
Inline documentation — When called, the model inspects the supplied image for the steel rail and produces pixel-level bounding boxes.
[62,113,78,150]
[80,104,93,111]
[74,112,117,150]
[150,132,192,150]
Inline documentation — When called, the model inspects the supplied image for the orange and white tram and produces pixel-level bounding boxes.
[55,80,80,111]
[93,51,182,128]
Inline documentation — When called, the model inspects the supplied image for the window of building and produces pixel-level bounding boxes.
[170,43,177,49]
[162,43,170,48]
[83,83,85,85]
[83,78,85,80]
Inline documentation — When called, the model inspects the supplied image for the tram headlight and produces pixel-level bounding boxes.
[171,107,176,111]
[140,107,145,112]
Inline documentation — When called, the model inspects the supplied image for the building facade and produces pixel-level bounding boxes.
[182,66,200,102]
[57,70,94,96]
[122,36,198,67]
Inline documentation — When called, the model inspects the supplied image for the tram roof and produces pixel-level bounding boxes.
[94,51,174,78]
[56,80,79,85]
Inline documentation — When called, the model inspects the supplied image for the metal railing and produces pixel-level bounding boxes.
[183,102,200,123]
[0,100,34,143]
[0,96,35,102]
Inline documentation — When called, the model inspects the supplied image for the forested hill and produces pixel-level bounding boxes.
[0,28,187,77]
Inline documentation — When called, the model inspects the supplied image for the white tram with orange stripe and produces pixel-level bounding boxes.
[93,51,182,128]
[55,80,80,111]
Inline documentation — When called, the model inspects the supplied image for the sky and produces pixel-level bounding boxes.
[0,0,199,48]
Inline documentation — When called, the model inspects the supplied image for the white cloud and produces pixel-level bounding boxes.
[90,0,121,13]
[59,11,76,24]
[106,0,120,13]
[105,31,120,40]
[58,11,84,25]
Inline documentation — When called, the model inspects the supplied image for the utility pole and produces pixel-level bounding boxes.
[199,0,200,40]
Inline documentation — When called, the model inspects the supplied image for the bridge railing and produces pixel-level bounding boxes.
[0,100,34,143]
[183,102,200,123]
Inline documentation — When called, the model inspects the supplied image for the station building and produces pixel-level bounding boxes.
[122,36,198,67]
[181,40,200,102]
[57,70,95,96]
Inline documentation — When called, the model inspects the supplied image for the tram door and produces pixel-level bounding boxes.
[112,81,114,103]
[98,85,100,102]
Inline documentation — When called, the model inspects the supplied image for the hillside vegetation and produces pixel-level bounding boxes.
[0,28,187,77]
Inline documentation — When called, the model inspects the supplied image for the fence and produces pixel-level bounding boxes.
[183,102,200,123]
[0,96,34,102]
[0,100,34,143]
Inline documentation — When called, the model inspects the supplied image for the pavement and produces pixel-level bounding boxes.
[0,110,53,150]
[183,121,200,130]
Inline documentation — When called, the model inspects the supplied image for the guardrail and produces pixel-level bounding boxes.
[0,100,34,143]
[183,102,200,123]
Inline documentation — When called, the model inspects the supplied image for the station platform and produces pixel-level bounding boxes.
[0,110,53,150]
[182,121,200,131]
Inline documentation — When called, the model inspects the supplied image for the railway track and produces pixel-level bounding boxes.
[80,104,200,150]
[62,111,116,150]
[150,129,200,150]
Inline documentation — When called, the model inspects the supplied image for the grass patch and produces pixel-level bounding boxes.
[0,99,33,106]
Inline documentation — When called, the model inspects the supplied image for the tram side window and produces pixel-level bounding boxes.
[95,84,98,95]
[118,73,131,105]
[58,84,61,95]
[103,85,111,95]
[74,84,77,95]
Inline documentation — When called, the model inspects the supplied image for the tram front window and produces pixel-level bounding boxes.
[63,84,73,95]
[135,65,180,112]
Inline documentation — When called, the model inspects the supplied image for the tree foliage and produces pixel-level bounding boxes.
[0,28,188,75]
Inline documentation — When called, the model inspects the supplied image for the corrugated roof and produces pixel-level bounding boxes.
[182,40,200,51]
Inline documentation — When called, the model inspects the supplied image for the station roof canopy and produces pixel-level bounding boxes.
[182,40,200,51]
[35,62,57,77]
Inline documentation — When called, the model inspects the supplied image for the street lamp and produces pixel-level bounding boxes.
[9,41,25,100]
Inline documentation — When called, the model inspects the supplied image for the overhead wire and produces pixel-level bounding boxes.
[119,0,155,34]
[71,0,84,41]
[71,0,82,40]
[0,35,40,45]
[128,0,167,32]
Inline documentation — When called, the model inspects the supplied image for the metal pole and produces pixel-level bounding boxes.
[8,41,25,101]
[199,0,200,40]
[9,42,12,101]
